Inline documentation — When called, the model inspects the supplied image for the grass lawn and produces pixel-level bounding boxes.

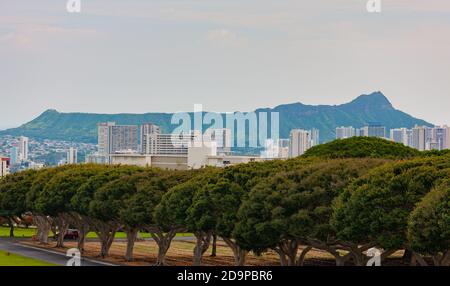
[0,250,56,266]
[0,226,192,239]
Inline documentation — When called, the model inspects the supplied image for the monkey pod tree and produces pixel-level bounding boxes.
[71,165,143,252]
[234,158,386,266]
[88,172,145,259]
[187,177,248,266]
[408,180,450,266]
[0,170,37,237]
[155,169,216,266]
[333,156,450,265]
[35,165,101,248]
[27,166,73,244]
[120,170,193,265]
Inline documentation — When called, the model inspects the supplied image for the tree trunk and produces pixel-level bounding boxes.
[441,251,450,266]
[8,217,14,238]
[54,215,69,248]
[193,231,212,266]
[306,238,351,266]
[222,237,248,266]
[297,246,312,266]
[125,228,138,262]
[98,231,116,258]
[68,213,90,253]
[278,240,299,266]
[33,215,52,244]
[274,248,288,266]
[411,251,428,266]
[77,229,87,253]
[150,230,177,266]
[402,248,413,264]
[211,234,217,257]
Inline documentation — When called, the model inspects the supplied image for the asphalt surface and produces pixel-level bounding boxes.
[0,238,115,266]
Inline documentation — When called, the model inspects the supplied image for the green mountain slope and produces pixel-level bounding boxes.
[0,92,433,143]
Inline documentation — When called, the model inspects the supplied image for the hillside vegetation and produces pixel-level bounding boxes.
[0,92,432,143]
[303,137,421,159]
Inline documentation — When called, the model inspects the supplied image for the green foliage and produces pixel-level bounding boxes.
[71,165,144,215]
[233,159,386,253]
[303,137,420,159]
[0,170,37,217]
[35,165,102,216]
[407,180,450,255]
[154,168,218,232]
[333,156,450,250]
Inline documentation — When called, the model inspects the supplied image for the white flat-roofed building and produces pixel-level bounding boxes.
[110,153,189,170]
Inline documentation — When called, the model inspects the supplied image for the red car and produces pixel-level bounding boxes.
[54,229,79,240]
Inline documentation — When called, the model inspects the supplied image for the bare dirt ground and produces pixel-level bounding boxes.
[22,239,341,266]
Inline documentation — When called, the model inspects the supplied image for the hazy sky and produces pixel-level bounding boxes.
[1,0,450,128]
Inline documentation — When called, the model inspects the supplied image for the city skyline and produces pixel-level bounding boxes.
[1,1,450,128]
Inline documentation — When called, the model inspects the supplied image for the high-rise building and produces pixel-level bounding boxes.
[0,157,10,177]
[67,147,78,164]
[362,123,386,138]
[336,127,356,139]
[411,125,430,151]
[445,125,450,150]
[18,136,29,161]
[146,133,198,155]
[289,129,312,158]
[140,123,161,153]
[9,146,19,165]
[109,125,139,154]
[431,126,447,150]
[98,122,139,155]
[390,128,410,146]
[356,128,365,137]
[310,128,320,147]
[97,122,115,156]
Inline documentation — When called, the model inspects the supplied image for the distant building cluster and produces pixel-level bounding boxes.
[336,123,386,139]
[336,123,450,151]
[3,120,449,176]
[0,136,44,176]
[85,122,258,170]
[390,125,450,151]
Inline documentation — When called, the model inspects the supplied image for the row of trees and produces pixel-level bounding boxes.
[0,138,449,266]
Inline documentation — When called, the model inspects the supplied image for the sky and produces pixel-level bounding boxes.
[1,0,450,129]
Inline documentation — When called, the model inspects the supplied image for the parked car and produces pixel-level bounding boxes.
[54,229,79,240]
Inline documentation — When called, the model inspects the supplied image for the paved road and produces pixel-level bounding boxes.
[0,238,115,266]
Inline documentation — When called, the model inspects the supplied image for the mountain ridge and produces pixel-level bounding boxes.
[0,92,433,144]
